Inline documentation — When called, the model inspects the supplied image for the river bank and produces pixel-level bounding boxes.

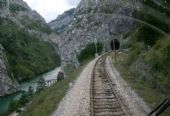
[0,67,60,113]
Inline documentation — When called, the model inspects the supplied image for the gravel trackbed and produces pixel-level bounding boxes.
[52,58,99,116]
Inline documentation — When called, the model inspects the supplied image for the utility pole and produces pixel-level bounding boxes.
[94,38,98,57]
[113,39,117,64]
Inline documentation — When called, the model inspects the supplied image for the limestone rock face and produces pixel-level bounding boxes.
[49,0,138,66]
[49,8,76,33]
[0,45,18,96]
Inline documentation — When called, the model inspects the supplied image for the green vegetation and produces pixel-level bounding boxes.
[0,18,60,82]
[8,77,46,114]
[28,86,34,98]
[63,64,75,75]
[126,42,146,64]
[77,42,103,63]
[36,77,46,92]
[21,59,91,116]
[20,15,53,34]
[113,53,170,116]
[119,1,170,115]
[8,89,34,113]
[143,39,170,94]
[8,100,20,112]
[9,3,27,13]
[140,0,170,16]
[57,72,64,81]
[132,11,170,46]
[124,1,170,94]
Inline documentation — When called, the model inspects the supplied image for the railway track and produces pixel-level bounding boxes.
[90,53,128,116]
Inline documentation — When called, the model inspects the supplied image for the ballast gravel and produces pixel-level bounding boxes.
[52,58,99,116]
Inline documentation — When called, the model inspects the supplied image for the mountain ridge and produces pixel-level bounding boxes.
[49,0,137,67]
[0,0,61,96]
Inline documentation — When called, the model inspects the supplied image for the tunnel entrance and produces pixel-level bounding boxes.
[111,39,120,50]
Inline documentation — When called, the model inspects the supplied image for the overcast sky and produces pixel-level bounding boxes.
[23,0,81,22]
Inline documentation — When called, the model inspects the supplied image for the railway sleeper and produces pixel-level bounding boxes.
[93,96,115,99]
[93,100,119,104]
[92,89,112,91]
[94,111,125,116]
[94,108,123,113]
[93,91,113,94]
[93,94,114,98]
[93,103,119,107]
[93,79,108,82]
[93,98,119,102]
[94,104,121,109]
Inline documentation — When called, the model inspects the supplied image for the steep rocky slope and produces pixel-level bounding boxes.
[0,0,61,96]
[0,45,18,96]
[49,8,76,33]
[49,0,138,67]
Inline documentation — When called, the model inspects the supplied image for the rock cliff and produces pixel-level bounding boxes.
[49,8,76,33]
[49,0,138,67]
[0,44,18,96]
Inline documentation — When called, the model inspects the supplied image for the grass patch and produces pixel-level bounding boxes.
[21,59,93,116]
[112,53,170,116]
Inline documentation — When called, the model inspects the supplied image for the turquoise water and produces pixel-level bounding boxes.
[0,93,21,113]
[0,67,60,113]
[0,76,40,113]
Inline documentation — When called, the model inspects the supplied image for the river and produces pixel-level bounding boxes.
[0,67,60,113]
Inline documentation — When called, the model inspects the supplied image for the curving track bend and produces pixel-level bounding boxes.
[90,54,128,116]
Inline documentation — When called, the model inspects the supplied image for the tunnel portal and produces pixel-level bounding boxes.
[110,39,120,50]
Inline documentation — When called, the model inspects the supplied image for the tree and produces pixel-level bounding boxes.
[8,100,20,112]
[36,77,46,92]
[57,72,64,81]
[19,91,29,106]
[28,86,34,98]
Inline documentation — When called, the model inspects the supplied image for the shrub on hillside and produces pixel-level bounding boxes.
[77,43,103,63]
[133,13,169,46]
[57,72,64,81]
[8,100,20,112]
[127,42,145,64]
[144,38,170,94]
[36,77,46,92]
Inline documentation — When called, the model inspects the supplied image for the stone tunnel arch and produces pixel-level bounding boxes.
[110,39,120,50]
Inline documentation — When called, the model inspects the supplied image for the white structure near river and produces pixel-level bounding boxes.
[43,67,61,87]
[19,67,61,92]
